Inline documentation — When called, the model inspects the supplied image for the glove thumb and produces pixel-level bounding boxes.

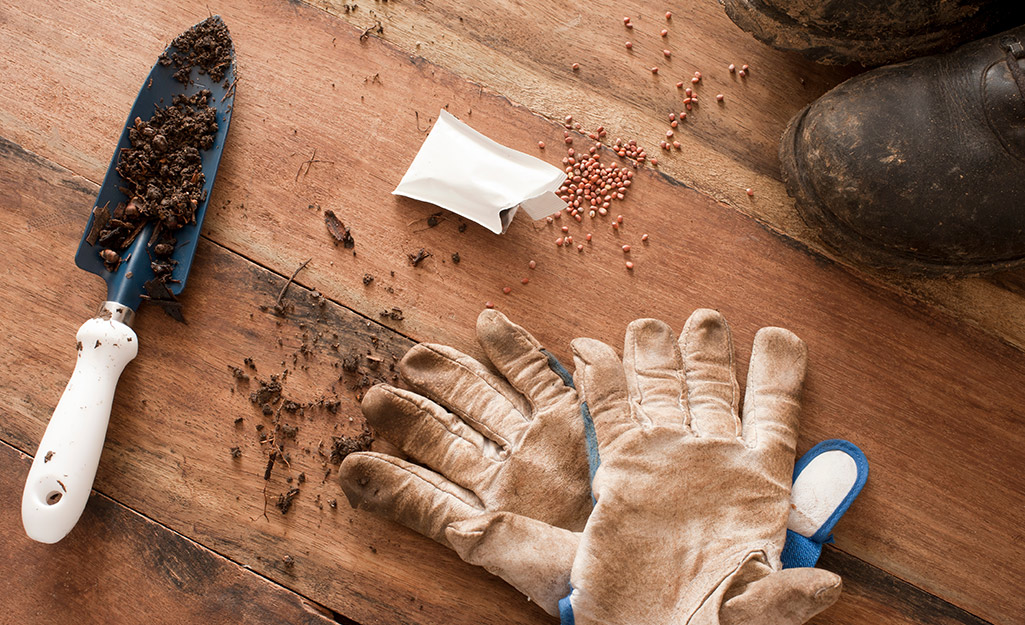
[720,567,842,625]
[446,511,580,617]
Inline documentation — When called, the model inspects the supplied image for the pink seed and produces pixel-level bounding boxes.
[641,233,649,241]
[673,140,680,149]
[622,244,631,252]
[503,287,512,294]
[663,49,671,58]
[586,233,592,241]
[685,88,693,96]
[738,69,746,78]
[729,63,736,73]
[565,115,573,124]
[742,64,749,71]
[485,301,495,309]
[555,237,564,246]
[617,215,624,223]
[562,225,570,233]
[671,120,677,128]
[666,130,673,138]
[566,236,573,244]
[572,63,580,70]
[521,277,530,285]
[623,16,631,24]
[613,222,620,229]
[676,81,684,88]
[538,141,545,149]
[669,113,676,121]
[651,66,659,74]
[529,260,537,269]
[625,41,633,49]
[665,11,672,19]
[746,188,754,196]
[626,261,635,269]
[661,29,668,37]
[694,71,702,78]
[691,76,699,84]
[577,244,584,252]
[716,93,724,102]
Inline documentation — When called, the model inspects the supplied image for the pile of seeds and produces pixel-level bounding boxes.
[159,15,233,84]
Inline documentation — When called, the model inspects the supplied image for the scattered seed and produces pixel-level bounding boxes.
[716,93,724,102]
[746,188,754,196]
[738,69,746,78]
[663,49,671,58]
[562,225,570,233]
[565,115,573,124]
[521,277,530,285]
[623,16,631,24]
[676,81,684,88]
[555,237,564,246]
[529,260,537,269]
[729,63,736,73]
[572,63,580,70]
[503,286,512,294]
[485,301,495,309]
[577,244,584,251]
[673,140,680,149]
[622,244,631,252]
[641,233,649,241]
[651,66,659,74]
[671,120,678,128]
[665,11,672,19]
[538,141,545,149]
[626,260,635,269]
[625,41,633,49]
[691,76,700,84]
[666,130,674,138]
[742,64,750,72]
[586,233,592,241]
[661,29,668,37]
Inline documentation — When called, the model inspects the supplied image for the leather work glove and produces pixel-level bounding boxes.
[447,310,842,624]
[338,309,592,612]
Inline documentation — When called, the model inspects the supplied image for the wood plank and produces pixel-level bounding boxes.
[1,2,1023,623]
[299,0,1025,355]
[0,439,338,625]
[0,133,1000,625]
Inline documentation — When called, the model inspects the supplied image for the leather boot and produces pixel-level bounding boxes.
[722,0,1025,66]
[779,25,1025,276]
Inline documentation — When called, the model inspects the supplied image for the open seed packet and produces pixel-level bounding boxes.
[393,110,567,234]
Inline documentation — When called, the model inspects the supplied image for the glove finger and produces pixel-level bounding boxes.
[401,342,530,449]
[447,511,580,617]
[741,327,807,478]
[477,309,577,409]
[571,337,634,450]
[679,308,741,438]
[720,568,841,625]
[362,384,501,489]
[339,452,483,549]
[623,318,687,428]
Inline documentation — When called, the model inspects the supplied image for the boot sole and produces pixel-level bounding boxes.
[722,0,975,66]
[779,105,1025,276]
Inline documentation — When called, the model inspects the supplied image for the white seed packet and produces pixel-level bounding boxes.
[393,110,567,234]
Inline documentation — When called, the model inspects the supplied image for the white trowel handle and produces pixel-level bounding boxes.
[22,307,138,543]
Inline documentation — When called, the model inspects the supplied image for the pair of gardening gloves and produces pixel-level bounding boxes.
[339,309,841,624]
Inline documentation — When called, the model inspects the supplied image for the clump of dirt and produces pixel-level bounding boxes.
[87,90,219,321]
[159,16,233,84]
[329,424,374,465]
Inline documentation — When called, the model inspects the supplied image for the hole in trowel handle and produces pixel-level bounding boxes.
[46,491,63,505]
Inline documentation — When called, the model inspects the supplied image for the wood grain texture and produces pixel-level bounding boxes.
[299,0,1025,356]
[0,1,1023,623]
[0,439,338,625]
[0,132,1002,625]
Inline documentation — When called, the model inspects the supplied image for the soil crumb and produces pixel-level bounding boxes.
[160,16,234,84]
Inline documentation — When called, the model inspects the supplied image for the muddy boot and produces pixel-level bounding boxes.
[722,0,1025,66]
[780,25,1025,276]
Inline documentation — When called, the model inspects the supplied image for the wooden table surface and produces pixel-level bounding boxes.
[1,1,1022,624]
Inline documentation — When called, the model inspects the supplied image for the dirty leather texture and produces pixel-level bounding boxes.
[339,310,592,614]
[721,0,1025,66]
[781,24,1025,276]
[448,310,841,624]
